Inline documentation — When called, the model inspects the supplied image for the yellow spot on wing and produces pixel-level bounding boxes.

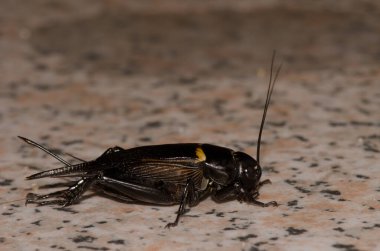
[195,147,206,162]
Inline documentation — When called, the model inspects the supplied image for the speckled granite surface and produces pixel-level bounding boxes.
[1,1,379,251]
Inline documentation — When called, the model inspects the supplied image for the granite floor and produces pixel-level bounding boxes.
[1,1,379,251]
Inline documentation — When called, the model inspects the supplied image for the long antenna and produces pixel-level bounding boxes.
[256,52,281,165]
[19,136,94,180]
[18,136,72,167]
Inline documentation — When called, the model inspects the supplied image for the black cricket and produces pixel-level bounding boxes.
[20,55,281,228]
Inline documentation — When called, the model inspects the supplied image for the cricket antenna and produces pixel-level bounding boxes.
[256,52,282,165]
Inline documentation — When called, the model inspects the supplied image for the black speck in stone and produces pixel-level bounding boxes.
[329,121,347,127]
[285,179,297,185]
[321,189,341,196]
[355,174,369,179]
[363,142,379,153]
[254,241,268,247]
[0,237,5,243]
[367,134,380,139]
[77,246,109,250]
[107,239,125,245]
[61,139,83,146]
[71,235,97,243]
[83,225,94,228]
[223,227,235,231]
[351,120,377,127]
[83,51,103,61]
[345,234,358,239]
[331,165,340,170]
[34,84,51,91]
[144,121,162,129]
[287,200,298,206]
[267,121,286,127]
[312,181,328,187]
[293,157,304,162]
[31,220,41,226]
[286,227,307,235]
[205,209,216,214]
[178,76,197,85]
[295,186,311,194]
[363,223,380,229]
[332,244,359,251]
[216,212,224,217]
[229,217,238,223]
[0,179,13,186]
[235,234,257,241]
[50,126,60,131]
[158,217,166,223]
[333,227,345,232]
[35,63,48,71]
[263,166,279,173]
[56,207,79,214]
[293,135,309,142]
[139,137,151,142]
[309,163,318,168]
[249,246,262,251]
[96,221,107,224]
[186,214,200,218]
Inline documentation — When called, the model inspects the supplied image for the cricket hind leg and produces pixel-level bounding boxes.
[26,176,97,207]
[94,184,137,203]
[97,177,209,228]
[97,177,177,205]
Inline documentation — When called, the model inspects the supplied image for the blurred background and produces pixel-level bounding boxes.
[2,0,380,78]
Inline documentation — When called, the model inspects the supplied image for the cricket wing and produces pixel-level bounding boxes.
[124,158,205,189]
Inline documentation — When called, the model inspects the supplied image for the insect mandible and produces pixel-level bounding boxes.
[20,53,281,228]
